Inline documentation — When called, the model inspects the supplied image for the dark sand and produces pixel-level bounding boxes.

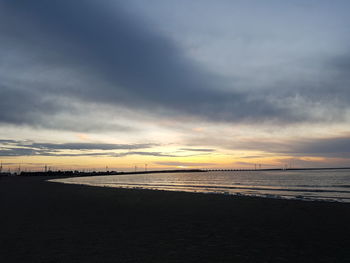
[1,176,350,263]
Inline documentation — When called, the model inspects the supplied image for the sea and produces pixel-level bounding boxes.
[50,169,350,203]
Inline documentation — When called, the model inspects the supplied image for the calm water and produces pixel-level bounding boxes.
[50,169,350,202]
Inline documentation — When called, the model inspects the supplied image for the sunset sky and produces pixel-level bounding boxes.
[1,0,350,171]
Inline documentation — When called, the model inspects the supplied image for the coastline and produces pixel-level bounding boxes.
[1,176,350,262]
[49,178,350,204]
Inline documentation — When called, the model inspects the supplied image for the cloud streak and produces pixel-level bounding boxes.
[0,141,158,157]
[27,143,157,151]
[179,148,215,152]
[0,140,208,158]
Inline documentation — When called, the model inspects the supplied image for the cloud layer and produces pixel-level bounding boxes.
[1,0,349,133]
[1,1,350,169]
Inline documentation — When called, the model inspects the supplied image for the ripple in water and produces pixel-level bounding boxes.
[50,169,350,203]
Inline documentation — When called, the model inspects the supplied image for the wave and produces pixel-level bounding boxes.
[94,182,350,194]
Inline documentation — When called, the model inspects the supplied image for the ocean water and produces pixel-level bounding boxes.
[50,169,350,202]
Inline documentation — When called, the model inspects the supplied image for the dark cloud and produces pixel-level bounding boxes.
[0,0,348,136]
[0,140,158,157]
[265,53,350,120]
[0,148,40,157]
[0,140,18,144]
[288,137,350,157]
[229,137,350,158]
[0,0,312,132]
[187,134,350,159]
[28,142,157,151]
[0,85,136,132]
[0,86,60,126]
[0,148,116,157]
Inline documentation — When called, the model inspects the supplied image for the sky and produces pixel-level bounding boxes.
[1,0,350,171]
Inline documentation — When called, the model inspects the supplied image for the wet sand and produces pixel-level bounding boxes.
[1,176,350,262]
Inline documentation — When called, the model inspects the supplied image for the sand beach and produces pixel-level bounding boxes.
[1,176,350,262]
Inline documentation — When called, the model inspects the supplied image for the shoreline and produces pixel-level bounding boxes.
[49,178,350,204]
[2,176,350,262]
